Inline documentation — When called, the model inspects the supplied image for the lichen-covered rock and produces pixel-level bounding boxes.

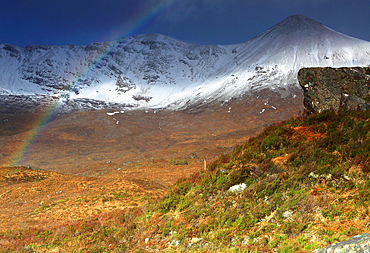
[315,233,370,253]
[298,67,370,114]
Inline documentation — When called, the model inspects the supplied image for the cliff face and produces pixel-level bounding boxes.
[298,67,370,114]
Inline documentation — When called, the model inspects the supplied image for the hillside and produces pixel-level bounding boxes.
[0,88,302,171]
[2,109,370,252]
[140,109,370,252]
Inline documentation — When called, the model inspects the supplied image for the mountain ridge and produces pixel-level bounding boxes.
[0,15,369,110]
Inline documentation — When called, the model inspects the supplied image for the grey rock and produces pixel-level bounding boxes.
[315,233,370,253]
[298,67,370,114]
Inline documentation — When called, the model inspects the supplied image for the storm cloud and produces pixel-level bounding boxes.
[0,0,369,46]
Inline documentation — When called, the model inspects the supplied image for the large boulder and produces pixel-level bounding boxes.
[298,67,370,114]
[315,233,370,253]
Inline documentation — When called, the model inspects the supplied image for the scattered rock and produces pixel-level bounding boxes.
[229,183,246,192]
[23,246,36,253]
[191,237,202,244]
[169,240,180,247]
[282,210,293,218]
[220,169,228,174]
[189,152,199,159]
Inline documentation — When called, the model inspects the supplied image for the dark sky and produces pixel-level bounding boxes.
[1,0,369,47]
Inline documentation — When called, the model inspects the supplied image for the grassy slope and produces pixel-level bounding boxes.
[2,109,370,252]
[143,109,370,252]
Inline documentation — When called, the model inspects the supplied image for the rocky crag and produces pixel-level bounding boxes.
[298,67,370,114]
[316,233,370,252]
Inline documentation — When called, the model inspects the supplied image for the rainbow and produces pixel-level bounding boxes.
[8,0,177,167]
[9,104,59,166]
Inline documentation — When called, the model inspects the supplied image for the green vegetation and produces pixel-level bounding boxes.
[2,109,370,252]
[142,109,370,251]
[168,158,188,165]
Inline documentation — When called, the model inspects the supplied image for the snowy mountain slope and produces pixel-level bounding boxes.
[0,15,369,110]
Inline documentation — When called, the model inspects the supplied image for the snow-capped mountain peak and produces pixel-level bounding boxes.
[0,15,369,110]
[266,14,329,36]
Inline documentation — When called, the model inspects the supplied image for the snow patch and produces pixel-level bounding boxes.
[106,111,124,116]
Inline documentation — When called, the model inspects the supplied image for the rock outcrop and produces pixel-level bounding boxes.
[315,233,370,253]
[298,67,370,114]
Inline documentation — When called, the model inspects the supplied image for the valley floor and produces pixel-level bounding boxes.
[0,91,303,251]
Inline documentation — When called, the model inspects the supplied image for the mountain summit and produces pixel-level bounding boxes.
[266,14,330,36]
[0,15,369,110]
